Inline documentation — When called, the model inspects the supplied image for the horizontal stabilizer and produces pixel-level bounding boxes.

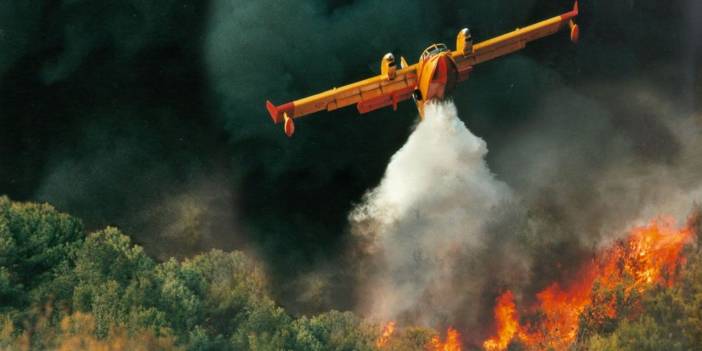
[266,100,294,124]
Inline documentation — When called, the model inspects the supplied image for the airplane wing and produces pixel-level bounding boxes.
[266,64,418,137]
[452,1,579,75]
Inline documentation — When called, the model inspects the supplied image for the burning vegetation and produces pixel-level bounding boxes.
[429,327,462,351]
[375,214,701,350]
[481,217,694,350]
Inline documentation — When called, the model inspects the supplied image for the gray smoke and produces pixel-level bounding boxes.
[0,3,40,78]
[349,84,702,338]
[684,0,702,109]
[492,80,702,246]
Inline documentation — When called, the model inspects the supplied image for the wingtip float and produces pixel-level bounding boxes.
[266,2,580,137]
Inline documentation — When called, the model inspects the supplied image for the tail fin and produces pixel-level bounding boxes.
[266,100,296,137]
[569,1,580,43]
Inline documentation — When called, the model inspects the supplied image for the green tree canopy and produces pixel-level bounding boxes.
[0,196,83,312]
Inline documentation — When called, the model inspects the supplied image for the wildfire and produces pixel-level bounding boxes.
[379,218,694,351]
[599,218,693,291]
[482,291,519,351]
[429,327,462,351]
[478,217,694,350]
[376,321,396,348]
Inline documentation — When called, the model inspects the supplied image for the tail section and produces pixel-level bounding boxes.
[563,1,580,43]
[265,100,296,137]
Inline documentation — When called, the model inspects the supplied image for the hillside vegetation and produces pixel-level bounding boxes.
[1,196,701,350]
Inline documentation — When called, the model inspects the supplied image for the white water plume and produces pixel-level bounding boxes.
[350,101,515,325]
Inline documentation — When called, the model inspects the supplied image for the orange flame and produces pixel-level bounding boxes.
[376,321,396,348]
[599,218,693,291]
[480,217,694,350]
[482,291,519,351]
[429,327,462,351]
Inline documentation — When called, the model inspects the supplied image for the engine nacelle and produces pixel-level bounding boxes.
[456,28,473,55]
[381,53,397,80]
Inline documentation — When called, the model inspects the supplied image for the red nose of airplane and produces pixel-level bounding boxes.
[427,54,457,100]
[435,55,449,85]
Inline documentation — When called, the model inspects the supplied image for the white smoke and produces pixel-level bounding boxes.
[350,101,515,326]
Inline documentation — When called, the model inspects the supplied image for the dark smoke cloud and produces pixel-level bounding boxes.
[684,0,702,109]
[34,108,242,259]
[0,3,41,78]
[0,0,227,258]
[204,0,444,312]
[204,0,444,190]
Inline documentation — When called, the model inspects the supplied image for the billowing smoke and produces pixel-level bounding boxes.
[348,87,702,338]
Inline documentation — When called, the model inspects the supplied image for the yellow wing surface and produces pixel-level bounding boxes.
[266,64,418,137]
[452,1,579,72]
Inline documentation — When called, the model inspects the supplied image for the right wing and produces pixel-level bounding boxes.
[452,1,579,76]
[266,65,418,137]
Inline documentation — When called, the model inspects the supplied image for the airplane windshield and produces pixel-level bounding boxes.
[421,43,449,60]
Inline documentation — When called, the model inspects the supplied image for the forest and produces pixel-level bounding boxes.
[1,196,701,350]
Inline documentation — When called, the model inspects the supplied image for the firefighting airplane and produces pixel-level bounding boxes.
[266,2,579,137]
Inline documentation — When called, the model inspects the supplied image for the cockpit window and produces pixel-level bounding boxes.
[421,43,449,60]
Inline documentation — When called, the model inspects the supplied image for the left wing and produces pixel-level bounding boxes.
[266,64,418,137]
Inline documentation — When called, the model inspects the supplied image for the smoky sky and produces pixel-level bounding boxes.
[0,0,699,316]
